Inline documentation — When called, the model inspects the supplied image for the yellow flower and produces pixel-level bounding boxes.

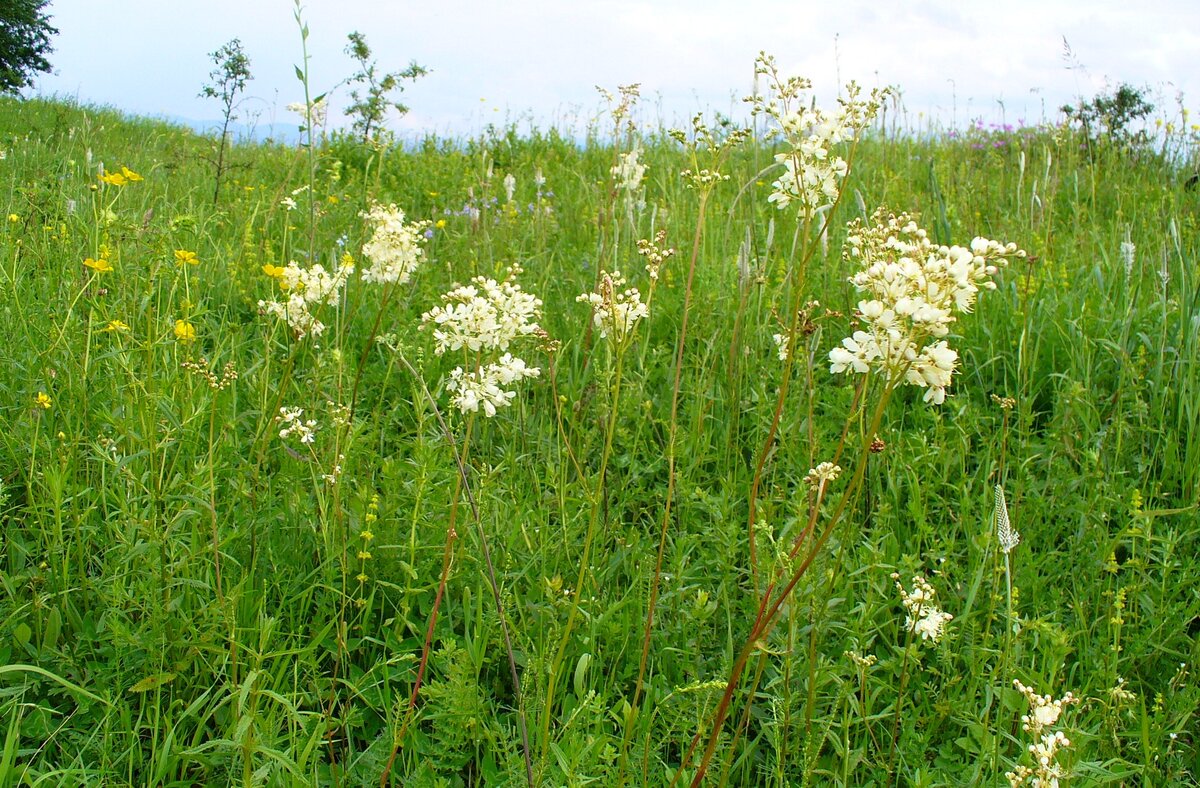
[435,219,447,229]
[99,172,128,187]
[101,319,130,332]
[356,572,369,583]
[174,320,196,342]
[262,263,285,278]
[7,214,17,222]
[34,392,52,410]
[120,166,143,182]
[83,257,113,273]
[174,249,199,267]
[326,194,339,204]
[340,252,355,269]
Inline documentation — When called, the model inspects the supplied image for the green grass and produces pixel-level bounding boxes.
[0,90,1198,787]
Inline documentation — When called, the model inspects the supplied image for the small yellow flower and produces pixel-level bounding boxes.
[361,530,374,541]
[99,172,128,187]
[356,572,369,583]
[35,392,52,409]
[326,194,339,204]
[120,166,143,182]
[357,550,372,560]
[261,263,285,278]
[83,257,113,273]
[340,252,355,269]
[435,219,447,229]
[7,213,17,222]
[174,320,196,342]
[101,319,130,332]
[174,249,199,267]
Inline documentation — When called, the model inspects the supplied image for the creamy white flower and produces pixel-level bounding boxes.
[360,203,430,285]
[577,270,649,341]
[829,211,1024,405]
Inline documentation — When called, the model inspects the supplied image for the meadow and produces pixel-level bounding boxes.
[0,56,1198,786]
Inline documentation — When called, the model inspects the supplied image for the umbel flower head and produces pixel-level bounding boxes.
[829,210,1025,404]
[360,203,430,285]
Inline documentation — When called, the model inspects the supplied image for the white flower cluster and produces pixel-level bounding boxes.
[804,461,842,488]
[421,268,543,417]
[829,211,1025,404]
[1007,680,1079,787]
[611,148,646,192]
[421,274,542,354]
[360,203,430,285]
[278,406,318,445]
[577,270,649,341]
[750,53,884,216]
[892,573,953,644]
[259,258,354,338]
[287,98,327,129]
[446,353,541,417]
[636,231,675,281]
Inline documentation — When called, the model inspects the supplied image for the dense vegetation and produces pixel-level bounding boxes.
[0,87,1197,786]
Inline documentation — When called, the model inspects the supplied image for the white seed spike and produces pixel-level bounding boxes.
[995,484,1020,554]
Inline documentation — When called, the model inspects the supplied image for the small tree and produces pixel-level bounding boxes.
[1061,83,1154,146]
[0,0,58,94]
[343,31,427,143]
[200,38,252,205]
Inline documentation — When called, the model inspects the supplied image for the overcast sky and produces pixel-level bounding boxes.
[31,0,1200,140]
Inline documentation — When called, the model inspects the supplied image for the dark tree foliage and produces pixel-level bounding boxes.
[1061,83,1155,144]
[343,31,428,142]
[0,0,57,94]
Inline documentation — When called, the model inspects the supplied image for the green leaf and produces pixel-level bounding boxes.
[128,673,176,693]
[294,65,305,83]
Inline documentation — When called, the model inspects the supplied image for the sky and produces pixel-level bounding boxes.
[29,0,1200,141]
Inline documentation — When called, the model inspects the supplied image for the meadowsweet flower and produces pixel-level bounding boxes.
[359,203,430,285]
[829,210,1025,404]
[421,266,543,417]
[277,406,318,444]
[421,270,542,354]
[1007,680,1079,787]
[174,249,199,267]
[83,257,113,273]
[577,270,649,341]
[636,230,675,281]
[503,172,516,203]
[804,462,842,487]
[174,320,197,342]
[772,332,790,361]
[893,573,953,643]
[287,98,327,129]
[280,197,297,211]
[749,53,886,217]
[258,258,354,338]
[611,147,646,191]
[446,353,541,416]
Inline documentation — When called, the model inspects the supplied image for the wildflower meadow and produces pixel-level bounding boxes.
[1,34,1198,787]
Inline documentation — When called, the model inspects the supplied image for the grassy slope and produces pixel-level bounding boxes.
[0,95,1197,785]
